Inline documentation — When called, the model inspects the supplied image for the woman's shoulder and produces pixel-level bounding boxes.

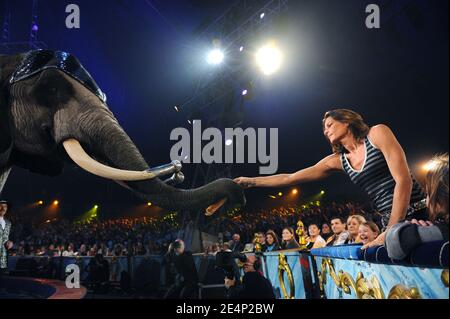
[368,124,395,148]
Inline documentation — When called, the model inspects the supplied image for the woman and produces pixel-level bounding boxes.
[346,215,367,244]
[281,227,300,250]
[264,230,281,252]
[306,223,326,249]
[386,154,449,259]
[358,222,380,245]
[235,109,426,247]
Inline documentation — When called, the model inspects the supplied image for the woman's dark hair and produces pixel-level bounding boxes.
[282,227,296,240]
[323,109,370,153]
[425,154,449,224]
[265,230,280,246]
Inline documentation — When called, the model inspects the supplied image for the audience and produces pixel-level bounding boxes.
[306,223,326,249]
[386,154,449,259]
[281,227,300,250]
[263,230,281,252]
[346,215,367,244]
[358,222,380,245]
[326,217,349,246]
[7,200,382,257]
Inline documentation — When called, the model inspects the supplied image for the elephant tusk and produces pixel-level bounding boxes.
[205,198,228,216]
[63,139,182,181]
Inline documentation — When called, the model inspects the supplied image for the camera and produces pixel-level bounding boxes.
[215,251,247,280]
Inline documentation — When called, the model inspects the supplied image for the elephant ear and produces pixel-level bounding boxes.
[0,61,13,168]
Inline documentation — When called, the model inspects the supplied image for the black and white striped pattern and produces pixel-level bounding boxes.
[340,137,425,227]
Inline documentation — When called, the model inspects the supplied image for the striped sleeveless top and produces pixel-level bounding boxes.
[340,137,425,228]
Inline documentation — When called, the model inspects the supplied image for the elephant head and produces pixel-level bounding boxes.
[0,50,245,213]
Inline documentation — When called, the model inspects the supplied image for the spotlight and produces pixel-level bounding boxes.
[423,161,438,172]
[187,119,192,125]
[174,105,180,112]
[32,24,39,31]
[242,89,248,96]
[256,43,283,75]
[278,192,283,197]
[269,195,277,199]
[320,190,325,195]
[239,46,244,52]
[292,188,298,195]
[38,200,44,205]
[207,49,224,65]
[260,13,265,19]
[147,202,152,206]
[94,205,99,209]
[53,200,59,205]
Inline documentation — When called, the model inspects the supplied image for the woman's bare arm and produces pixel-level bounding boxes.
[369,125,413,227]
[234,154,342,188]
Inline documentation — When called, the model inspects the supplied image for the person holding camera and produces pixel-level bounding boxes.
[164,239,199,299]
[224,255,275,299]
[0,200,13,283]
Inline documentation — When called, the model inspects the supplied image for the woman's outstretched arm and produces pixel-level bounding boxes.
[234,154,342,188]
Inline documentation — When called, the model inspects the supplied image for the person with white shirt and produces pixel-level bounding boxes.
[0,200,13,282]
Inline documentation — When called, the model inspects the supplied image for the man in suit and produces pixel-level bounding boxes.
[229,234,244,253]
[0,199,13,282]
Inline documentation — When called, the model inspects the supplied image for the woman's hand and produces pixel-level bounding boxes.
[234,177,256,189]
[410,219,433,226]
[361,231,386,249]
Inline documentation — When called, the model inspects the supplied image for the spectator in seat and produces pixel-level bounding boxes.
[346,215,367,244]
[281,227,300,250]
[359,222,380,245]
[264,230,281,252]
[386,154,449,259]
[306,223,326,249]
[321,223,333,241]
[229,234,244,253]
[326,217,349,246]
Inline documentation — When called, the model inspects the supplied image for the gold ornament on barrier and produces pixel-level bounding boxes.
[319,258,385,299]
[295,220,307,249]
[278,253,295,299]
[441,269,449,288]
[253,233,262,253]
[388,285,422,299]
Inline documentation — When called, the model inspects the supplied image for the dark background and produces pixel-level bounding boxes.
[1,0,448,219]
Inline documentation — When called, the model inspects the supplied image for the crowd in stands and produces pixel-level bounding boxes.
[7,150,449,259]
[7,200,384,258]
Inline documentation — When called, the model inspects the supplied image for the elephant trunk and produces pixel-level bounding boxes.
[69,109,242,211]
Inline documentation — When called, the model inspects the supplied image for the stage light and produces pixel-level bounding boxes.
[292,188,298,195]
[147,202,152,206]
[320,190,325,195]
[187,120,192,125]
[174,105,180,112]
[256,43,283,75]
[239,46,244,52]
[38,200,44,205]
[423,160,438,172]
[207,49,224,65]
[260,13,265,19]
[32,24,39,31]
[278,192,283,197]
[53,200,59,205]
[242,89,248,96]
[94,205,99,209]
[269,195,277,199]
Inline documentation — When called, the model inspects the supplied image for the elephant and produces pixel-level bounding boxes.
[0,50,245,214]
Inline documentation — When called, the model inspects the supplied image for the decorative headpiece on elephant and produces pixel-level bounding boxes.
[0,50,245,214]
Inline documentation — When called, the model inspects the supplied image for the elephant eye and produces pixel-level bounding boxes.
[32,71,74,107]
